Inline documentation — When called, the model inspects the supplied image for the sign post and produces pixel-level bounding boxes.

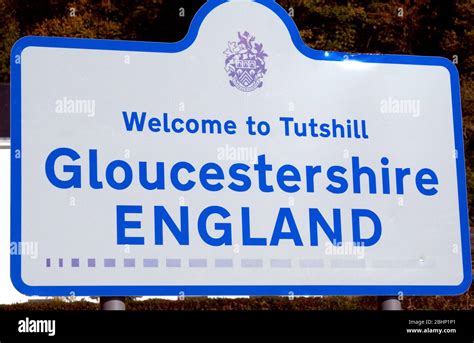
[10,0,471,299]
[100,297,126,311]
[378,296,402,311]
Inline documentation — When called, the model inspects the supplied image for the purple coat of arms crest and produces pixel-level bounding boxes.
[224,31,268,92]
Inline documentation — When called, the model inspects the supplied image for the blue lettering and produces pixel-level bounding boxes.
[198,206,232,246]
[154,206,189,245]
[415,168,439,196]
[309,208,342,246]
[122,111,146,131]
[45,147,81,189]
[270,208,303,246]
[116,205,144,245]
[352,209,382,246]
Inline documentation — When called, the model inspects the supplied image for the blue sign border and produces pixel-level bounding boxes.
[10,0,471,296]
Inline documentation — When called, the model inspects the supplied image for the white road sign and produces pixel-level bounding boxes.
[10,0,471,296]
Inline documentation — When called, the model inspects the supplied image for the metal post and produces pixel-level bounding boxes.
[100,296,126,310]
[378,296,402,310]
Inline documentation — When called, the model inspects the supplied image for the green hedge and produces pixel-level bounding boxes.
[1,287,472,311]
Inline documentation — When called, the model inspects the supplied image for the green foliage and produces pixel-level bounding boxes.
[0,288,472,310]
[0,298,98,311]
[298,3,367,52]
[29,0,121,39]
[0,0,20,83]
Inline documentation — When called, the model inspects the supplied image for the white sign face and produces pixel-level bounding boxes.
[11,0,471,296]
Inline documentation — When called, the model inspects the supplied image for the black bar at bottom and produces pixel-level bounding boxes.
[0,310,473,339]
